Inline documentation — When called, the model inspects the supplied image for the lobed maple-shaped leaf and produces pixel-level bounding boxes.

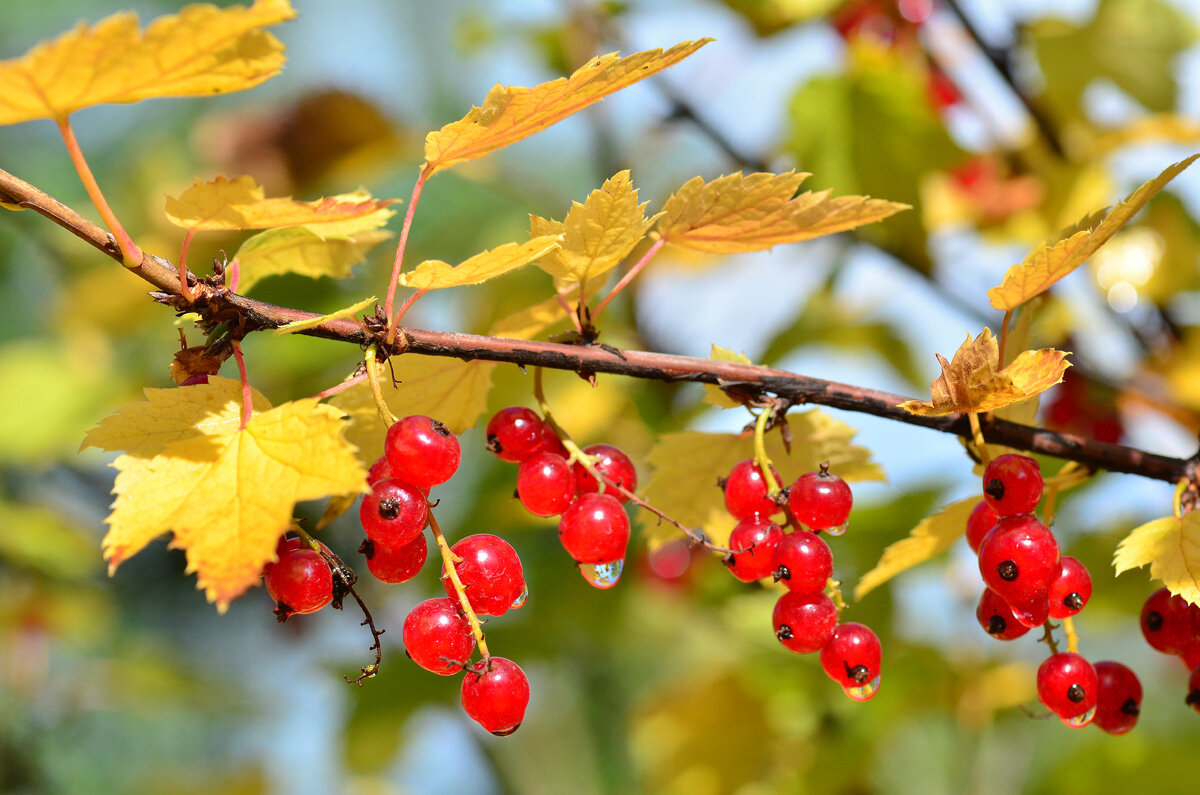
[273,296,376,336]
[0,0,296,126]
[1114,512,1200,605]
[855,496,981,600]
[702,344,754,409]
[234,215,394,291]
[899,328,1070,417]
[530,170,659,288]
[423,40,711,176]
[398,237,560,290]
[487,286,582,340]
[988,154,1199,311]
[656,171,908,254]
[166,176,397,232]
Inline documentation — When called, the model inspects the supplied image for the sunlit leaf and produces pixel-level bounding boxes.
[1114,512,1200,604]
[165,175,397,231]
[273,296,376,336]
[398,236,560,290]
[488,289,577,340]
[0,0,296,125]
[423,40,711,175]
[234,217,393,291]
[703,345,754,408]
[855,496,981,600]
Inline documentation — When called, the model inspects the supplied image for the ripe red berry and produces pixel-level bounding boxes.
[981,454,1043,517]
[723,459,782,519]
[819,622,882,701]
[724,517,785,582]
[442,534,527,616]
[572,444,637,503]
[1092,660,1142,735]
[1140,587,1196,655]
[360,478,428,548]
[486,407,545,463]
[264,539,334,617]
[789,465,853,531]
[385,415,460,488]
[772,530,833,595]
[975,587,1031,641]
[1188,666,1200,715]
[517,453,576,517]
[977,514,1059,627]
[965,500,997,554]
[461,657,530,736]
[538,424,569,459]
[1182,643,1200,670]
[402,597,475,675]
[772,591,837,654]
[367,455,395,485]
[1037,652,1098,725]
[362,535,427,584]
[558,493,630,565]
[1047,556,1091,619]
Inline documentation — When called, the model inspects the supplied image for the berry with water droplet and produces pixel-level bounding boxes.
[1037,652,1097,725]
[724,516,784,582]
[982,454,1043,517]
[264,538,333,617]
[1092,660,1142,735]
[788,464,853,531]
[975,587,1031,641]
[977,514,1059,626]
[965,500,997,554]
[486,407,545,463]
[362,535,427,584]
[579,559,624,589]
[772,529,833,595]
[820,622,882,701]
[572,444,637,503]
[772,591,837,654]
[442,534,526,616]
[360,478,428,548]
[723,459,782,519]
[385,415,460,489]
[461,657,530,736]
[558,493,630,564]
[1047,556,1091,619]
[517,453,575,517]
[402,597,475,675]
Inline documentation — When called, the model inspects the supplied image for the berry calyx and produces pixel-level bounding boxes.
[788,465,853,531]
[724,516,785,582]
[1139,587,1196,655]
[965,500,997,554]
[442,534,526,616]
[461,657,530,736]
[819,622,882,701]
[1092,660,1142,735]
[517,453,575,517]
[1037,652,1098,725]
[1047,556,1092,619]
[558,493,630,564]
[977,514,1059,626]
[723,459,782,519]
[772,530,833,595]
[572,444,637,503]
[385,415,461,488]
[486,407,546,463]
[975,587,1031,641]
[360,478,428,548]
[402,597,475,675]
[772,591,837,654]
[981,454,1043,517]
[362,535,427,584]
[264,538,334,617]
[1188,666,1200,715]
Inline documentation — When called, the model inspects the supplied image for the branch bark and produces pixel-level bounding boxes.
[3,166,1197,486]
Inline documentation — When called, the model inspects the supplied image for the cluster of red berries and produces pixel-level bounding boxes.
[967,453,1140,733]
[486,406,635,589]
[1139,587,1200,715]
[720,459,882,701]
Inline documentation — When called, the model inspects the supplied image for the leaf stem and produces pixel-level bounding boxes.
[968,412,990,467]
[998,309,1013,366]
[231,341,253,430]
[428,508,490,663]
[226,257,241,293]
[178,228,196,303]
[365,346,396,427]
[753,405,781,494]
[593,236,665,319]
[55,116,142,266]
[384,165,430,342]
[312,370,369,401]
[1174,478,1189,518]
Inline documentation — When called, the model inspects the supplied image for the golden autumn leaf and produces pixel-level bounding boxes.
[656,171,909,254]
[900,328,1070,416]
[0,0,296,126]
[988,154,1199,310]
[423,40,711,175]
[1114,512,1200,605]
[273,296,376,335]
[702,344,754,409]
[234,214,394,291]
[398,236,561,290]
[165,176,397,231]
[489,292,573,340]
[855,496,981,600]
[531,170,659,287]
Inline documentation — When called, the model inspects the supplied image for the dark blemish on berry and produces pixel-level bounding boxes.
[987,615,1007,635]
[378,497,402,520]
[776,625,794,640]
[1146,611,1163,631]
[847,663,870,684]
[1120,698,1140,716]
[984,478,1005,501]
[1064,592,1083,610]
[431,419,452,436]
[774,565,790,582]
[1067,684,1085,703]
[998,560,1019,581]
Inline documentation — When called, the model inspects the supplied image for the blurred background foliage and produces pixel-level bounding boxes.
[4,0,1200,792]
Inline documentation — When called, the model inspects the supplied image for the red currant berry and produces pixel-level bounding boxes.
[981,454,1043,517]
[538,424,569,459]
[977,514,1059,626]
[772,530,833,595]
[772,591,837,654]
[461,657,530,736]
[360,478,428,548]
[367,455,395,485]
[965,500,997,554]
[1140,587,1196,655]
[385,415,460,488]
[724,517,784,582]
[558,493,630,564]
[264,540,334,617]
[362,535,427,584]
[486,407,545,463]
[402,597,475,675]
[1188,666,1200,715]
[1037,652,1098,725]
[442,534,527,616]
[1182,643,1200,670]
[975,587,1032,641]
[1047,556,1091,619]
[572,444,637,503]
[1092,660,1142,735]
[819,622,882,701]
[788,465,853,531]
[517,453,575,517]
[723,459,782,519]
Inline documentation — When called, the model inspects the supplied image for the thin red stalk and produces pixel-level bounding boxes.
[312,371,368,400]
[55,117,143,266]
[226,257,241,293]
[231,342,253,430]
[384,166,431,340]
[391,288,427,328]
[593,236,665,318]
[556,290,584,334]
[178,229,196,303]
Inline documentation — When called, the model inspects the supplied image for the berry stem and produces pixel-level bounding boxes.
[384,165,431,343]
[593,236,666,319]
[365,346,396,427]
[427,508,490,663]
[1039,621,1060,655]
[1174,478,1189,518]
[826,578,848,612]
[968,412,991,467]
[231,341,253,430]
[177,228,197,304]
[753,406,781,495]
[1063,615,1079,654]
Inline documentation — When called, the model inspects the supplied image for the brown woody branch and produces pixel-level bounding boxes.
[3,166,1198,486]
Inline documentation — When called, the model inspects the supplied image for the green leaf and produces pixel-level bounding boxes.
[855,496,981,600]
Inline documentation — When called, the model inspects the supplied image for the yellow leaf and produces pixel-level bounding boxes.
[900,328,1070,416]
[398,236,560,290]
[81,376,271,458]
[532,170,659,287]
[165,176,398,231]
[0,0,296,125]
[488,293,572,340]
[423,40,711,175]
[101,394,366,610]
[702,345,754,409]
[855,496,981,600]
[273,297,376,336]
[657,171,909,254]
[332,356,495,464]
[1114,513,1200,604]
[988,154,1199,310]
[234,214,394,291]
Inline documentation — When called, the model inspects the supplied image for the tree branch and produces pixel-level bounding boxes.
[3,166,1197,486]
